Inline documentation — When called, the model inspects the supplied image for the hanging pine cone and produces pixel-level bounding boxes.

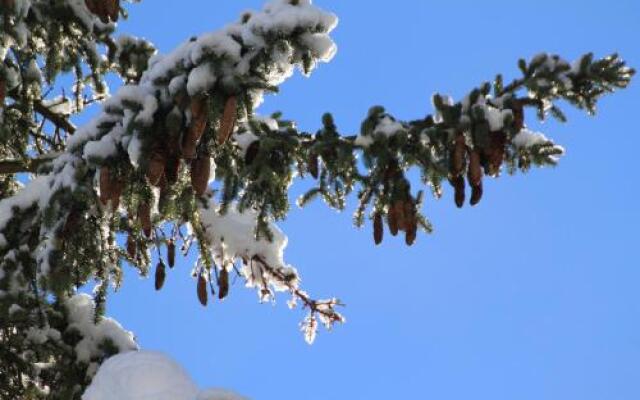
[197,273,208,306]
[308,152,319,179]
[470,180,483,206]
[394,200,407,232]
[512,100,524,132]
[146,151,166,186]
[110,175,124,211]
[182,96,208,159]
[155,261,166,291]
[405,221,417,246]
[167,239,175,268]
[373,213,383,245]
[164,156,180,185]
[217,95,238,145]
[403,199,417,246]
[244,141,260,165]
[467,148,482,186]
[138,202,152,237]
[99,167,112,205]
[467,148,483,206]
[485,130,507,176]
[449,175,465,208]
[106,0,119,21]
[126,234,136,259]
[84,0,101,20]
[85,0,116,23]
[450,134,467,176]
[218,268,229,300]
[388,205,399,236]
[190,155,211,196]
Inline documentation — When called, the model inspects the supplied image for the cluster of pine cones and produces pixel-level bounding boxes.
[146,95,235,196]
[448,103,523,208]
[100,95,238,302]
[98,94,237,234]
[373,197,418,246]
[373,163,418,246]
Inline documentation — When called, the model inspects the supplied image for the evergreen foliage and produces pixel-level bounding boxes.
[0,0,634,398]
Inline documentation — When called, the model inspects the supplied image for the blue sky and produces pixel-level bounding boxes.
[99,1,640,399]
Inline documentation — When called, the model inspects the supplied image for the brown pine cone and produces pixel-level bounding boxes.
[217,95,237,145]
[106,0,119,22]
[405,221,417,246]
[218,268,229,300]
[99,167,112,205]
[146,151,166,186]
[164,156,180,185]
[167,239,175,268]
[182,96,208,159]
[450,134,467,176]
[308,152,319,179]
[394,200,407,232]
[373,213,383,245]
[486,131,506,176]
[110,175,124,211]
[155,261,166,291]
[190,155,211,196]
[85,0,109,23]
[512,100,524,132]
[470,180,483,206]
[403,200,417,245]
[126,234,136,259]
[449,175,465,208]
[388,206,399,236]
[84,0,98,15]
[467,148,482,187]
[467,148,483,206]
[197,274,208,306]
[138,203,152,238]
[244,141,260,165]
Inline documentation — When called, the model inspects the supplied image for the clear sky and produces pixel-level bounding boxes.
[98,1,640,399]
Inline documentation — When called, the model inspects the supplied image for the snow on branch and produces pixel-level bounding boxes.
[0,0,341,359]
[195,195,344,343]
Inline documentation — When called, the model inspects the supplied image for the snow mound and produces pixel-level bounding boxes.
[82,351,246,400]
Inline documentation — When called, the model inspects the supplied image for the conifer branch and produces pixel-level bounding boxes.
[33,100,77,134]
[0,153,60,174]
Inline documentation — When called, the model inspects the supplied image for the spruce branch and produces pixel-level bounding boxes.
[0,152,61,174]
[0,0,634,395]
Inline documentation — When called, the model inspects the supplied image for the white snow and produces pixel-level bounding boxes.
[373,116,405,138]
[82,351,246,400]
[127,134,143,167]
[513,128,553,148]
[187,63,217,96]
[485,106,512,131]
[42,96,73,115]
[198,199,299,295]
[354,115,405,147]
[65,294,138,364]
